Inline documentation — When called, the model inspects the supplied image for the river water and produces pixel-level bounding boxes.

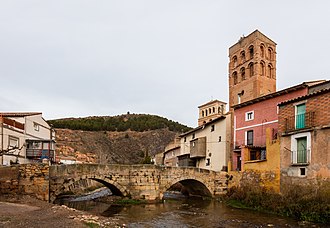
[58,190,325,228]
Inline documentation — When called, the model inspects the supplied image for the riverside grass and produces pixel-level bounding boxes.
[226,181,330,224]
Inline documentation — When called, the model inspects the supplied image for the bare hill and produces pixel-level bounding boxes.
[55,128,178,164]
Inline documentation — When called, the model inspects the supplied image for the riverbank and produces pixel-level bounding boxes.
[225,182,330,224]
[0,194,123,227]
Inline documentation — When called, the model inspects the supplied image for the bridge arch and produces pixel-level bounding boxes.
[162,176,213,198]
[53,174,130,200]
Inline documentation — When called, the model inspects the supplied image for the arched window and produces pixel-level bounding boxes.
[205,109,208,116]
[232,56,238,68]
[209,108,211,114]
[260,44,265,58]
[202,110,204,117]
[268,47,273,60]
[249,45,254,59]
[233,71,238,85]
[260,61,265,76]
[268,64,272,78]
[240,67,246,81]
[240,51,246,63]
[248,62,254,77]
[213,107,215,113]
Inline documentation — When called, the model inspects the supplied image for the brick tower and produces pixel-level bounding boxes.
[228,30,277,108]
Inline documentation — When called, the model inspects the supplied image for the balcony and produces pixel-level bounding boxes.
[234,135,267,149]
[26,149,55,160]
[284,112,315,133]
[26,139,55,162]
[291,149,310,165]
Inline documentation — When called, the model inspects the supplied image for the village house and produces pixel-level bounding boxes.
[231,81,326,191]
[278,81,330,186]
[162,100,231,172]
[0,112,55,165]
[232,80,326,171]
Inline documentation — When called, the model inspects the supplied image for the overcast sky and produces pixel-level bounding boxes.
[1,1,329,127]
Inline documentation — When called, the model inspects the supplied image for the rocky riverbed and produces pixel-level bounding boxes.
[0,195,123,227]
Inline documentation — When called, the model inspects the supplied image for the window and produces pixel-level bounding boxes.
[232,56,238,68]
[218,136,222,142]
[192,133,195,139]
[202,111,204,117]
[9,136,19,149]
[205,109,208,116]
[296,137,307,163]
[267,64,272,78]
[248,62,254,77]
[192,142,196,147]
[260,61,265,76]
[245,111,254,121]
[249,45,254,59]
[268,47,273,60]
[233,72,238,85]
[250,150,258,160]
[211,125,215,132]
[184,137,187,142]
[249,149,266,161]
[246,130,253,146]
[300,167,306,176]
[34,123,39,131]
[240,67,246,80]
[260,44,265,57]
[213,107,215,113]
[206,158,210,166]
[240,51,246,63]
[295,103,306,129]
[291,132,311,165]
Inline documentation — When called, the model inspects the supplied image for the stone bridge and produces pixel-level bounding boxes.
[49,164,228,202]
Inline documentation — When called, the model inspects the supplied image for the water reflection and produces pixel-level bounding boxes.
[57,191,326,228]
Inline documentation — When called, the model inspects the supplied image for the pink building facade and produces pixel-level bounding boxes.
[231,84,310,171]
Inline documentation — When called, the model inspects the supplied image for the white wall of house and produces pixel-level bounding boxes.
[1,113,54,165]
[179,117,227,172]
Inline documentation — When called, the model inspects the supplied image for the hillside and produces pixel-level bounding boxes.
[48,113,191,132]
[50,114,191,164]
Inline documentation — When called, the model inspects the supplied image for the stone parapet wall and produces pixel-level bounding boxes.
[0,164,49,201]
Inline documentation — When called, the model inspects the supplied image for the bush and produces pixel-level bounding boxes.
[226,181,330,224]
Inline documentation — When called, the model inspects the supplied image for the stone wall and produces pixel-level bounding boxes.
[0,164,49,201]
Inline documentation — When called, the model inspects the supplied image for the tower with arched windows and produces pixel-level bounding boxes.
[228,30,277,108]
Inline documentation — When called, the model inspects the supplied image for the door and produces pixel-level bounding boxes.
[296,103,306,129]
[297,137,307,163]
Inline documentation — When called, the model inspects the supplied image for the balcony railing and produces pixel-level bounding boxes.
[291,149,310,165]
[26,149,55,160]
[284,112,315,132]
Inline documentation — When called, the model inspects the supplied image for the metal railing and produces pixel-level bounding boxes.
[26,149,55,160]
[284,112,315,132]
[291,149,310,165]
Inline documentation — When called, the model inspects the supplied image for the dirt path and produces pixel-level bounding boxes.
[0,195,121,228]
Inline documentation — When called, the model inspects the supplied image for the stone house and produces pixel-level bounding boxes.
[0,112,55,165]
[278,81,330,186]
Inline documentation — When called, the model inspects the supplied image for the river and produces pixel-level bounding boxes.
[57,190,325,228]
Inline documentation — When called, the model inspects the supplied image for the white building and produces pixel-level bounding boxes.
[163,100,231,172]
[0,112,55,165]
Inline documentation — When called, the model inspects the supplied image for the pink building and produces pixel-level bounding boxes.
[231,81,324,171]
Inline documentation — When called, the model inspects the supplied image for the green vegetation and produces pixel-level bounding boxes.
[226,181,330,224]
[48,114,191,133]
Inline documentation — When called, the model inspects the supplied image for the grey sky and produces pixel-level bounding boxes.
[1,1,329,127]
